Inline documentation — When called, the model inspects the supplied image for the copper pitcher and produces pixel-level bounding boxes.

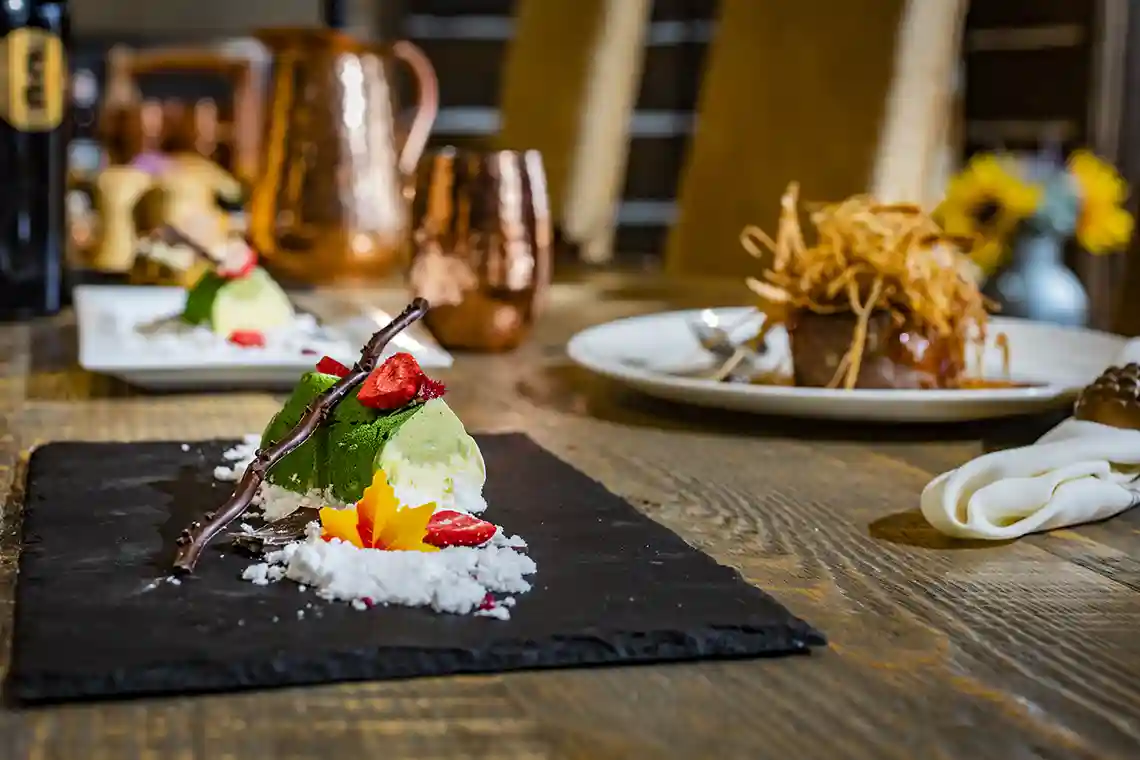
[408,148,552,352]
[249,29,438,284]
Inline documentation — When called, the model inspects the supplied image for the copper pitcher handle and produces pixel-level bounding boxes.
[390,40,439,176]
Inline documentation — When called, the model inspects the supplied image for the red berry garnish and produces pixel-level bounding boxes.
[216,240,258,279]
[357,352,424,410]
[227,329,265,348]
[425,510,498,548]
[477,593,495,611]
[418,376,447,401]
[315,355,350,377]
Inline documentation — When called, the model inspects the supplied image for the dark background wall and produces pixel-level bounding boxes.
[72,0,376,37]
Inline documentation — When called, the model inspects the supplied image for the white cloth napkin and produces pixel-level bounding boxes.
[921,340,1140,540]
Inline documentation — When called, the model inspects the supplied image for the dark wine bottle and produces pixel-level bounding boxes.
[322,0,347,29]
[0,0,68,320]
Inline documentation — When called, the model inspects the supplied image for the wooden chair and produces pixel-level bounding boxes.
[497,0,653,264]
[665,0,968,278]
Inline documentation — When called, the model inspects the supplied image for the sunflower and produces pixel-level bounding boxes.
[1068,150,1135,254]
[937,155,1042,273]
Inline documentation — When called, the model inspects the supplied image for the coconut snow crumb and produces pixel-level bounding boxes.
[491,529,528,549]
[241,562,286,585]
[128,312,344,358]
[243,523,536,619]
[213,434,260,481]
[181,444,190,452]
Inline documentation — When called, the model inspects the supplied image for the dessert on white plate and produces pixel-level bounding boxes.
[134,234,318,350]
[76,233,453,389]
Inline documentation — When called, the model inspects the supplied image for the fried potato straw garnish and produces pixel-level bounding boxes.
[740,183,991,389]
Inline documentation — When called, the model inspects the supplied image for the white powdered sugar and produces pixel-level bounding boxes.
[213,434,259,481]
[242,522,535,618]
[127,312,346,358]
[216,434,536,619]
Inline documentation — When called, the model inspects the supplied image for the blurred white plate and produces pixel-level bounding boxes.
[75,285,453,390]
[567,307,1125,422]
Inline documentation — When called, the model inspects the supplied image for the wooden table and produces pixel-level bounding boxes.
[1,276,1139,759]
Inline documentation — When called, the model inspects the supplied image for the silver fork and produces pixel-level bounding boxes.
[688,309,768,381]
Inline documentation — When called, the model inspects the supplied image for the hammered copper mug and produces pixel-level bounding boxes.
[408,148,552,351]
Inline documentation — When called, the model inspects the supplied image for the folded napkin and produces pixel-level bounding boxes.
[921,340,1140,540]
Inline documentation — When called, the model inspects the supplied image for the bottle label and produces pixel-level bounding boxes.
[0,28,66,132]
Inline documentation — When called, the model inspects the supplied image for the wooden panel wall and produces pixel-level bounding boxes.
[73,0,378,37]
[612,0,716,268]
[962,0,1096,159]
[665,0,907,279]
[394,0,517,155]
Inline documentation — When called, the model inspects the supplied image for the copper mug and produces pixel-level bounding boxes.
[408,148,552,351]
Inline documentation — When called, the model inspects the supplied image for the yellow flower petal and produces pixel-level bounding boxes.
[970,239,1008,275]
[938,154,1040,243]
[375,501,439,553]
[1079,205,1134,254]
[344,468,438,553]
[1071,152,1134,253]
[356,468,402,547]
[1069,150,1128,207]
[319,506,365,548]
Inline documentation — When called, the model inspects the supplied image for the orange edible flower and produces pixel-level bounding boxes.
[319,469,439,552]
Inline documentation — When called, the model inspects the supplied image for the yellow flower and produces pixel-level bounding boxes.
[969,239,1006,277]
[937,155,1041,273]
[939,155,1041,236]
[1068,150,1134,254]
[319,469,438,552]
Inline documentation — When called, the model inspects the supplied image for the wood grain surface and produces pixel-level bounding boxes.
[1,276,1139,759]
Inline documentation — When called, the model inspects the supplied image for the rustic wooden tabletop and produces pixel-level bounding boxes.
[1,275,1138,760]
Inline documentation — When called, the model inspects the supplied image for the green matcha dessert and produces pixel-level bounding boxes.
[181,267,294,343]
[260,353,487,515]
[175,238,294,346]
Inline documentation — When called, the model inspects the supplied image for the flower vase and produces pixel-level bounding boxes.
[982,228,1088,327]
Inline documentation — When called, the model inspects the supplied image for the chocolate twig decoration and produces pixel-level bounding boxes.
[139,224,219,270]
[171,298,431,575]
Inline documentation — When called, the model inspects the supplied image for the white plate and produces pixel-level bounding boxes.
[75,285,453,390]
[567,308,1126,422]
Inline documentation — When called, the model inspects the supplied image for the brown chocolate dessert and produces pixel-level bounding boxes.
[790,311,965,390]
[1073,363,1140,430]
[742,183,988,390]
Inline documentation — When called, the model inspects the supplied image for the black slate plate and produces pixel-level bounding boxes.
[9,434,824,705]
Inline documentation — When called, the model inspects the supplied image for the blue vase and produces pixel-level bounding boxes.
[982,229,1088,327]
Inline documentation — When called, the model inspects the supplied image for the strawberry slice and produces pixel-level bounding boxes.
[425,510,497,548]
[228,329,265,348]
[418,376,447,401]
[216,240,258,279]
[357,352,424,410]
[315,355,351,377]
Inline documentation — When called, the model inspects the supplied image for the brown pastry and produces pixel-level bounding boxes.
[1073,363,1140,430]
